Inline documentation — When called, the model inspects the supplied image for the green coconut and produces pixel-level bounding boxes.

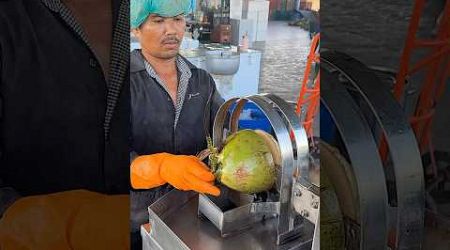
[207,129,281,194]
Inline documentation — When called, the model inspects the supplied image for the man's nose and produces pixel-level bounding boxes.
[163,19,179,35]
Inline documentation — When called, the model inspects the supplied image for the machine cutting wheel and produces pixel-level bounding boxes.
[320,50,425,249]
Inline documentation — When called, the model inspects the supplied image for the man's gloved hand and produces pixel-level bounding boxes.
[159,154,221,196]
[130,153,168,189]
[0,190,129,250]
[131,153,220,196]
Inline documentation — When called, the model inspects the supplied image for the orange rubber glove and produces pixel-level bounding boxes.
[131,153,220,196]
[130,153,167,189]
[0,190,129,250]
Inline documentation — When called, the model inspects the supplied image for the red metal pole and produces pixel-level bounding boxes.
[394,0,426,99]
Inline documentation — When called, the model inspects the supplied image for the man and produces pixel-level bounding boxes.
[129,0,224,248]
[0,0,130,248]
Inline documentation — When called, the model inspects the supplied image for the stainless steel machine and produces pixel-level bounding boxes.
[140,94,320,250]
[320,50,425,249]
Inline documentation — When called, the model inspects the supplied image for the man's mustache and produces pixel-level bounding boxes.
[162,36,180,44]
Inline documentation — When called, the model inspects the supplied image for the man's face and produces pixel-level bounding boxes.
[132,14,186,60]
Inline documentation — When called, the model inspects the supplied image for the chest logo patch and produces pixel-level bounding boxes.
[187,92,200,100]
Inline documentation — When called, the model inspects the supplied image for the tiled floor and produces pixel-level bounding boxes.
[253,21,312,103]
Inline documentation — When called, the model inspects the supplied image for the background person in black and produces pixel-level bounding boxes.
[0,0,130,248]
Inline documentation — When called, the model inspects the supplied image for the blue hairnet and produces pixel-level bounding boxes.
[131,0,191,28]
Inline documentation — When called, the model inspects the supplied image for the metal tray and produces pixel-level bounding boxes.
[142,189,313,250]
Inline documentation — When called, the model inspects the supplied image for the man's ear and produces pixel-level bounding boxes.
[131,28,140,39]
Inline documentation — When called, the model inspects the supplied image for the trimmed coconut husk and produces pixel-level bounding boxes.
[197,130,282,194]
[254,130,282,167]
[215,130,278,193]
[198,130,281,166]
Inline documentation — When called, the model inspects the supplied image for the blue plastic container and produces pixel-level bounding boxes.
[228,102,273,133]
